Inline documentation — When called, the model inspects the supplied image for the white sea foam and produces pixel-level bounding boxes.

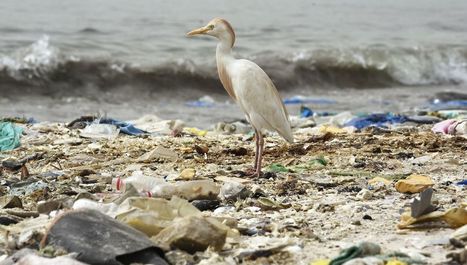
[0,35,60,80]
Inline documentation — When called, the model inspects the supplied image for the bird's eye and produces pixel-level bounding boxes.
[208,24,215,30]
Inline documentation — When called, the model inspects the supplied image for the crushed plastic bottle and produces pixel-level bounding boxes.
[111,171,164,195]
[112,171,220,200]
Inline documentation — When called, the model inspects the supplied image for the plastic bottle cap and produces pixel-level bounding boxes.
[116,177,122,191]
[111,177,125,192]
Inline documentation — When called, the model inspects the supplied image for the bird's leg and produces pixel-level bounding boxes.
[254,130,259,170]
[255,132,264,177]
[244,130,260,177]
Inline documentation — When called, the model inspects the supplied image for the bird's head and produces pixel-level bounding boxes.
[187,18,235,47]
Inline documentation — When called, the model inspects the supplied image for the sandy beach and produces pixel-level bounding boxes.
[0,112,466,264]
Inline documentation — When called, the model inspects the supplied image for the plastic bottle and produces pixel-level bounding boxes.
[111,171,220,200]
[111,171,164,194]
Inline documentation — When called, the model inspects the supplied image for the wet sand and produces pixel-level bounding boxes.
[1,85,464,128]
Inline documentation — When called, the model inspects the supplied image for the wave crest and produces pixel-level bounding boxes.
[1,37,467,96]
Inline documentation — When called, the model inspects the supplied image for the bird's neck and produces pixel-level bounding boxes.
[216,39,234,63]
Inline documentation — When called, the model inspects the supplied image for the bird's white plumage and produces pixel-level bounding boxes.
[228,59,293,143]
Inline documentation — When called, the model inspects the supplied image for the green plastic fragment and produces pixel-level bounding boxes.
[268,163,289,173]
[0,122,23,151]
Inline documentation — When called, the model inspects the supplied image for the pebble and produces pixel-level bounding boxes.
[356,189,372,201]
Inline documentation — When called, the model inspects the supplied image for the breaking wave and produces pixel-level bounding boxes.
[1,36,467,97]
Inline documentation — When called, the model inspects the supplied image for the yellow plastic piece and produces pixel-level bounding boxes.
[310,259,330,265]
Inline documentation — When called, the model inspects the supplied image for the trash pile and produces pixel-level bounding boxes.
[0,99,466,265]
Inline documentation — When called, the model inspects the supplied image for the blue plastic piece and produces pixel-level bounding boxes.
[430,100,467,110]
[283,96,336,105]
[300,106,314,118]
[99,118,146,135]
[185,100,215,108]
[344,113,407,129]
[457,180,467,186]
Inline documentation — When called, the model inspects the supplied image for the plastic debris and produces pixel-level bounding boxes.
[0,122,23,151]
[457,180,467,186]
[300,106,314,118]
[432,119,467,135]
[398,191,467,229]
[344,113,407,129]
[112,197,203,236]
[318,125,351,134]
[310,259,331,265]
[112,172,219,200]
[430,99,467,110]
[41,209,168,265]
[112,171,164,193]
[283,96,336,105]
[329,242,381,265]
[268,163,289,173]
[1,108,466,264]
[214,121,251,134]
[395,174,434,193]
[184,127,208,136]
[410,188,437,218]
[398,205,467,229]
[80,123,120,139]
[130,115,185,135]
[186,95,216,107]
[99,118,146,135]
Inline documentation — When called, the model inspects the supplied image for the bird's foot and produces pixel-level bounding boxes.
[242,167,262,178]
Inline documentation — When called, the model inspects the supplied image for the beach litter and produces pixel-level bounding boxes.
[80,123,120,139]
[0,122,23,151]
[398,188,467,229]
[40,209,168,265]
[283,96,336,105]
[432,119,467,135]
[395,174,434,193]
[0,109,465,264]
[186,95,217,107]
[344,113,407,129]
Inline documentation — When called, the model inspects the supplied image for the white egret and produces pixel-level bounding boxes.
[187,18,293,176]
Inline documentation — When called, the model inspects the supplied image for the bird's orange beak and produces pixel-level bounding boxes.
[187,26,210,36]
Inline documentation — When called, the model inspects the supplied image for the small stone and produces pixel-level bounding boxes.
[220,182,251,201]
[0,195,23,209]
[165,250,195,265]
[262,171,277,179]
[1,159,23,171]
[194,145,209,155]
[137,146,178,162]
[351,220,362,226]
[37,200,62,214]
[178,168,196,180]
[356,189,372,201]
[226,147,248,156]
[191,200,220,211]
[395,174,434,193]
[0,213,22,225]
[152,215,227,254]
[363,214,373,220]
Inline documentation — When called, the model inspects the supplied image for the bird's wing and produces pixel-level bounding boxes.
[230,59,293,143]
